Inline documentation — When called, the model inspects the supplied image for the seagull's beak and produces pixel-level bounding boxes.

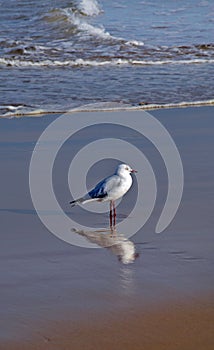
[131,169,137,173]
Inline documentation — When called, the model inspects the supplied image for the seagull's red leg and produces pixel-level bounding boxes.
[113,200,116,227]
[109,200,113,229]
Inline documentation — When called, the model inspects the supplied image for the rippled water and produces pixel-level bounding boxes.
[0,0,214,116]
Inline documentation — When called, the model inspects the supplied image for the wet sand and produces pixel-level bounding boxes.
[0,107,214,348]
[2,297,214,350]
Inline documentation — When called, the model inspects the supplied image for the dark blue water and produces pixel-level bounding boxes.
[0,0,214,116]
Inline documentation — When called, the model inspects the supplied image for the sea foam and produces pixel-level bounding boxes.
[0,57,213,68]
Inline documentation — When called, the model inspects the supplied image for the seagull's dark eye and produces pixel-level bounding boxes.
[126,167,129,170]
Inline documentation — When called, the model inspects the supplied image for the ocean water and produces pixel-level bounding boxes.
[0,0,214,116]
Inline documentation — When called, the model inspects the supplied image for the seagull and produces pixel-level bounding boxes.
[70,163,137,227]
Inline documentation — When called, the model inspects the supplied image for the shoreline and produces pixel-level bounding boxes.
[1,99,214,118]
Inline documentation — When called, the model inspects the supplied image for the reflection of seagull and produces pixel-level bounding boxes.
[70,164,137,227]
[73,228,139,264]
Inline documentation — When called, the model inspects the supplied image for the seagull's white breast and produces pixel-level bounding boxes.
[106,174,132,201]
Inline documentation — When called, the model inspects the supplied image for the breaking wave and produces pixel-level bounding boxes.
[44,0,144,46]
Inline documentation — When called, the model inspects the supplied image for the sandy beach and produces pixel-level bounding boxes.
[0,106,214,349]
[2,297,214,350]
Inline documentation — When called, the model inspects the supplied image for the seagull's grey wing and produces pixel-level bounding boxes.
[88,175,120,199]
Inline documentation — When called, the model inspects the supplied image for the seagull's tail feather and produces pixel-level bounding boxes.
[82,198,100,204]
[70,196,98,207]
[70,198,83,207]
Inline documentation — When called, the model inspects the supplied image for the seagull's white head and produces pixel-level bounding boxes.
[116,163,137,177]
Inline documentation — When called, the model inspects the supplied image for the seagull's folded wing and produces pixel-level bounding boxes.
[88,175,120,199]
